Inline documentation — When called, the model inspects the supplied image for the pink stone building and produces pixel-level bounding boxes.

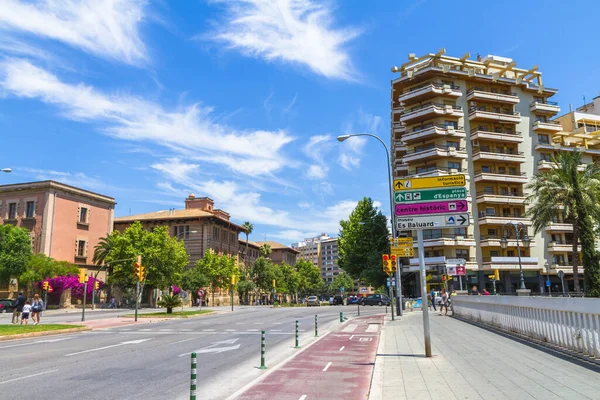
[0,180,116,292]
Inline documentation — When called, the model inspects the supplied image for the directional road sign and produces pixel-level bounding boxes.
[391,247,414,257]
[390,237,414,245]
[393,174,465,191]
[455,266,466,276]
[396,213,470,230]
[446,258,466,266]
[395,200,468,216]
[394,187,467,204]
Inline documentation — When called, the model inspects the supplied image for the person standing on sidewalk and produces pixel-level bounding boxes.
[31,294,44,325]
[439,289,449,316]
[12,291,25,324]
[20,301,32,325]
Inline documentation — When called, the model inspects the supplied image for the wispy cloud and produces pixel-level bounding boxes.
[205,0,362,81]
[338,110,381,170]
[400,0,426,20]
[18,167,112,193]
[303,134,333,180]
[0,59,294,177]
[0,0,148,65]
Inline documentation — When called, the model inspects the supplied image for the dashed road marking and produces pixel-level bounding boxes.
[169,338,196,345]
[225,329,236,332]
[366,324,379,333]
[339,346,345,351]
[0,370,58,385]
[342,324,357,333]
[299,396,307,400]
[322,362,332,372]
[202,329,215,332]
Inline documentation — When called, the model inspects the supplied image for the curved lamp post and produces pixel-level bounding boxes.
[337,133,401,318]
[500,222,530,291]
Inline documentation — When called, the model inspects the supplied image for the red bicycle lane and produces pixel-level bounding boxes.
[235,314,384,400]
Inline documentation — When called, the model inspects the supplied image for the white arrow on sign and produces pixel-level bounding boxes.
[65,338,153,357]
[178,338,240,357]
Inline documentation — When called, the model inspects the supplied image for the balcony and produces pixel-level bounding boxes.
[403,144,468,163]
[469,108,521,124]
[530,100,560,115]
[537,160,557,171]
[472,147,526,163]
[398,82,462,104]
[407,166,464,178]
[410,234,475,248]
[392,121,405,133]
[470,127,523,143]
[395,161,409,172]
[532,120,562,132]
[544,222,573,232]
[476,190,526,205]
[400,103,463,124]
[482,256,540,271]
[477,212,531,226]
[409,256,446,266]
[480,236,520,248]
[466,88,520,104]
[473,169,528,184]
[547,241,579,252]
[402,124,466,144]
[549,263,582,274]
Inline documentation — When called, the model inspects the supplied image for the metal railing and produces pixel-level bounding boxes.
[407,123,464,135]
[401,82,461,95]
[408,103,462,113]
[472,147,524,156]
[467,87,517,97]
[531,100,559,106]
[469,108,520,117]
[476,190,525,197]
[406,144,465,154]
[470,127,521,135]
[411,233,474,241]
[474,169,526,177]
[408,166,461,175]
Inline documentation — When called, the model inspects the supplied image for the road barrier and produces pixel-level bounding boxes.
[294,320,300,348]
[314,315,318,337]
[340,312,343,322]
[190,352,197,400]
[259,330,267,369]
[453,296,600,361]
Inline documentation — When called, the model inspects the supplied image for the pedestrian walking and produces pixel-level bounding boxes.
[12,291,25,324]
[31,294,44,325]
[21,301,32,325]
[109,297,116,309]
[439,289,449,316]
[428,290,436,311]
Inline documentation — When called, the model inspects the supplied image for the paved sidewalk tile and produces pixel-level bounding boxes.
[369,311,600,400]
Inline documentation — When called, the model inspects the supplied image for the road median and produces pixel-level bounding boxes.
[119,310,214,318]
[0,324,89,341]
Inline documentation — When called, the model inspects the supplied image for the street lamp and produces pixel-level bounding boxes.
[500,222,531,291]
[544,260,551,297]
[337,133,402,317]
[1,168,11,173]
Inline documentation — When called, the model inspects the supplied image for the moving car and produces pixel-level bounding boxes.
[0,299,15,313]
[332,295,344,305]
[306,296,320,307]
[360,294,391,306]
[347,296,360,304]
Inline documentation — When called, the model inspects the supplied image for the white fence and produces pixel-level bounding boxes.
[452,296,600,361]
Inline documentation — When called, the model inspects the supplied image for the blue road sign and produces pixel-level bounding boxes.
[546,280,551,287]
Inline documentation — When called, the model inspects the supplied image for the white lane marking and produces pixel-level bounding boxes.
[339,346,345,351]
[299,396,307,400]
[169,338,196,345]
[120,328,132,331]
[247,329,258,332]
[253,322,261,325]
[236,322,243,325]
[366,324,379,333]
[271,329,282,332]
[342,324,357,333]
[65,338,153,357]
[322,362,332,372]
[274,322,282,325]
[202,329,215,332]
[349,335,354,340]
[181,329,192,332]
[139,328,152,332]
[159,329,173,332]
[178,339,240,357]
[0,336,76,349]
[0,370,58,386]
[225,329,236,332]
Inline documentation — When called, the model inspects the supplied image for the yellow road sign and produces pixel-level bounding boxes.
[390,237,413,245]
[391,247,414,257]
[393,174,465,191]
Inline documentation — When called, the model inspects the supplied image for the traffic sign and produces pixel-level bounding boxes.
[391,247,414,257]
[390,237,413,245]
[393,174,465,191]
[197,289,205,298]
[546,280,551,287]
[455,266,466,276]
[446,258,466,266]
[447,266,457,275]
[395,200,468,216]
[394,187,467,204]
[396,213,469,230]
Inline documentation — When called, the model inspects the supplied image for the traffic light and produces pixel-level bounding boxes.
[390,255,397,273]
[139,265,146,282]
[43,281,49,290]
[494,269,500,281]
[134,262,141,279]
[94,281,99,290]
[442,274,447,282]
[231,275,236,285]
[382,254,391,275]
[78,268,87,284]
[272,279,276,288]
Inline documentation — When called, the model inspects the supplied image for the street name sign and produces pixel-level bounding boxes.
[396,213,470,230]
[391,247,414,257]
[393,174,465,191]
[394,187,467,204]
[390,237,414,245]
[446,258,466,266]
[395,200,468,216]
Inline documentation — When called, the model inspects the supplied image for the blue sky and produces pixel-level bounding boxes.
[1,0,599,245]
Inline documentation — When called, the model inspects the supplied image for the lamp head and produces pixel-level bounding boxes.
[337,135,351,142]
[1,168,11,173]
[500,236,508,250]
[522,235,531,248]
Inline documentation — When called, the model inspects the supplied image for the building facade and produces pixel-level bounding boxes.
[391,50,573,295]
[0,180,116,292]
[114,194,246,268]
[292,234,341,284]
[254,241,298,266]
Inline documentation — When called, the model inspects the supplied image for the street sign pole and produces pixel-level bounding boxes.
[417,230,432,357]
[81,280,87,322]
[135,280,139,322]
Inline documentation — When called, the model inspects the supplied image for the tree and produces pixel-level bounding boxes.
[329,272,355,295]
[527,151,600,295]
[296,259,325,296]
[20,254,78,286]
[242,221,254,269]
[195,250,239,305]
[260,243,272,257]
[157,294,182,314]
[0,224,32,282]
[278,262,299,303]
[180,267,209,295]
[337,197,390,287]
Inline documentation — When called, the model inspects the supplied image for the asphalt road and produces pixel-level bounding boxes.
[0,305,387,400]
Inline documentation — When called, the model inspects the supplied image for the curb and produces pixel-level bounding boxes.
[0,327,91,341]
[368,317,387,400]
[119,311,215,319]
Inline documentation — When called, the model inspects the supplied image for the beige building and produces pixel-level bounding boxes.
[391,50,569,294]
[0,180,115,296]
[292,234,340,284]
[254,241,298,266]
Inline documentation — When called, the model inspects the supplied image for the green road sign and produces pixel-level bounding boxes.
[394,187,467,204]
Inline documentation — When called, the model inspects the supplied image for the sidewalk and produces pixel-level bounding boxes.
[369,311,600,400]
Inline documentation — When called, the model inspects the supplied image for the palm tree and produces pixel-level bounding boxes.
[93,236,114,266]
[157,294,182,314]
[526,151,600,294]
[241,221,253,269]
[259,243,272,258]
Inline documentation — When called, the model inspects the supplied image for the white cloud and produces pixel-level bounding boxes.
[0,59,294,177]
[0,0,148,65]
[19,167,111,193]
[206,0,361,81]
[303,134,333,180]
[337,110,381,170]
[298,201,312,209]
[307,164,327,180]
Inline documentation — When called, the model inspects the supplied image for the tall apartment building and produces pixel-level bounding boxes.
[292,234,340,284]
[391,50,568,295]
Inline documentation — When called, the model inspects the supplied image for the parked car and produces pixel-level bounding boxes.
[0,299,15,313]
[306,296,320,307]
[360,294,391,306]
[332,295,344,305]
[347,296,360,305]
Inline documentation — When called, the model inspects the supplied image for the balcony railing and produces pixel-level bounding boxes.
[408,123,464,135]
[473,169,526,177]
[468,88,517,97]
[472,147,524,156]
[401,82,461,95]
[409,103,462,113]
[408,166,462,175]
[411,233,474,241]
[478,212,525,219]
[406,144,465,154]
[469,108,520,117]
[470,127,521,136]
[476,190,525,197]
[531,100,558,106]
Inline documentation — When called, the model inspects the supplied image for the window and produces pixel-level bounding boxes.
[77,240,86,257]
[483,186,493,194]
[541,153,552,161]
[212,227,219,240]
[8,202,17,220]
[174,225,190,239]
[487,228,497,237]
[538,134,550,144]
[490,250,499,257]
[447,141,459,149]
[79,207,88,223]
[456,249,469,258]
[507,250,515,257]
[454,228,466,236]
[444,120,458,128]
[485,207,495,216]
[481,165,491,173]
[230,233,236,243]
[25,201,35,218]
[448,162,460,171]
[416,165,437,173]
[423,229,442,240]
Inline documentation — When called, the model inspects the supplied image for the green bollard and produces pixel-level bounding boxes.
[190,352,197,400]
[315,315,318,337]
[340,311,343,323]
[294,320,300,348]
[259,330,267,369]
